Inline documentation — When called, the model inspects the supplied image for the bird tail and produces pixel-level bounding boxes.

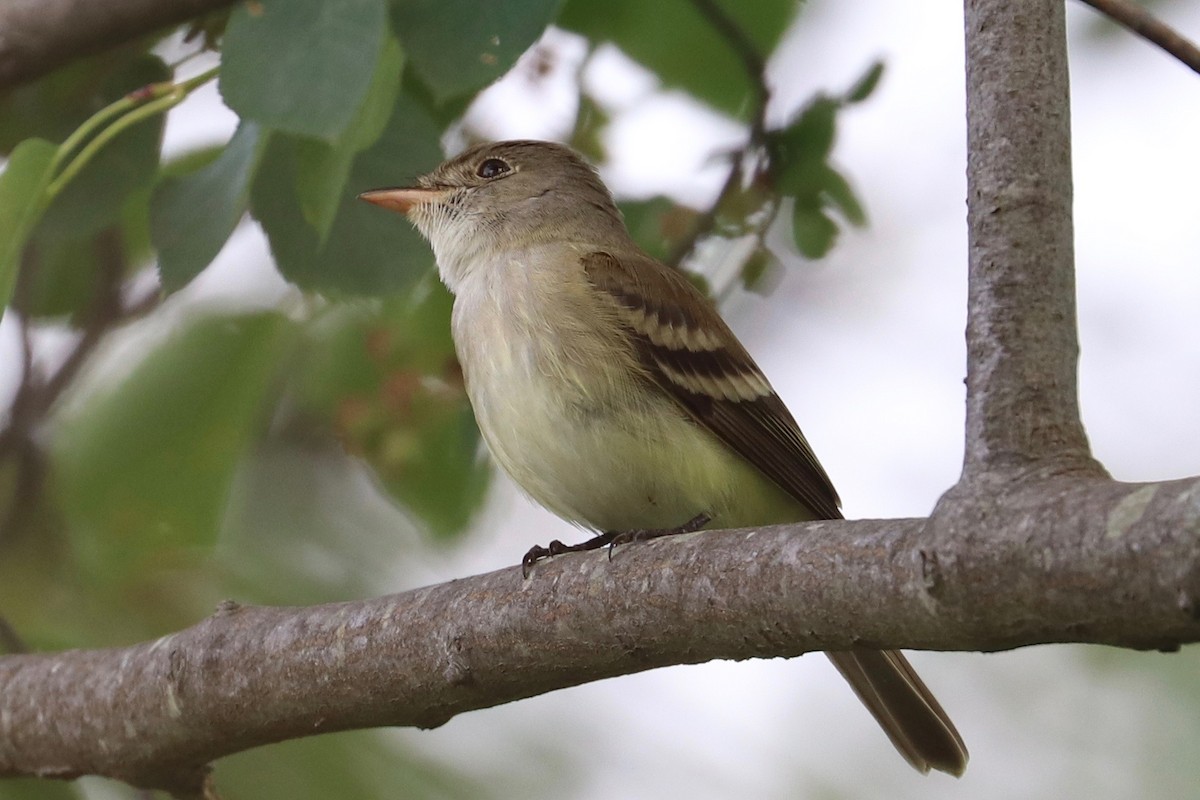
[826,649,969,776]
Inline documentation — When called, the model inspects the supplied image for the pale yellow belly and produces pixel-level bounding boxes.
[451,261,809,534]
[469,360,808,533]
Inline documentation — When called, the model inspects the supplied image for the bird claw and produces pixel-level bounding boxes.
[522,512,714,575]
[520,536,612,578]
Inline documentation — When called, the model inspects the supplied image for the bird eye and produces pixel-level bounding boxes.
[476,158,511,179]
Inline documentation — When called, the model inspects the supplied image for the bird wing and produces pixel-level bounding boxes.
[583,251,970,778]
[582,249,841,520]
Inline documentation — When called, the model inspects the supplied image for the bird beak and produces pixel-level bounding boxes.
[358,186,447,215]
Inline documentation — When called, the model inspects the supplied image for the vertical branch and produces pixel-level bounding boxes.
[961,0,1101,478]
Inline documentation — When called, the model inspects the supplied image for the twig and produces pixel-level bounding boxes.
[667,1,773,269]
[688,0,768,110]
[39,231,157,407]
[665,153,749,269]
[1078,0,1200,75]
[0,229,160,536]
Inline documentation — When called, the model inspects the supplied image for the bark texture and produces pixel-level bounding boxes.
[0,0,236,92]
[3,476,1199,794]
[961,0,1099,476]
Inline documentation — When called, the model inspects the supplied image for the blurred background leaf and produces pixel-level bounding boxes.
[250,94,443,295]
[219,0,389,141]
[391,0,566,102]
[52,311,296,583]
[151,122,265,292]
[559,0,795,117]
[0,138,57,316]
[288,283,488,538]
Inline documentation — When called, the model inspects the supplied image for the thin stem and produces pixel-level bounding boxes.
[46,90,182,199]
[688,0,768,112]
[666,154,746,269]
[666,0,774,274]
[45,65,219,199]
[1079,0,1200,75]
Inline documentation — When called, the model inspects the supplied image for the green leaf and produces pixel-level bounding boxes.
[740,248,783,295]
[561,0,796,118]
[0,49,159,152]
[251,92,443,295]
[18,188,157,320]
[151,122,267,293]
[0,138,56,319]
[818,164,866,226]
[770,95,838,197]
[390,0,566,102]
[392,399,490,538]
[220,0,389,141]
[35,56,170,241]
[0,779,78,800]
[845,59,885,104]
[294,35,406,242]
[791,201,838,259]
[53,312,296,582]
[768,62,882,260]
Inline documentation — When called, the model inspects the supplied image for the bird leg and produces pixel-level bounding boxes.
[520,512,712,578]
[605,511,712,560]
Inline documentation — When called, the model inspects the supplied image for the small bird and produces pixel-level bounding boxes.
[360,140,967,776]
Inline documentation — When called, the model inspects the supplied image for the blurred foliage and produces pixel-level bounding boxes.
[151,122,264,292]
[768,60,881,259]
[559,0,796,117]
[392,0,567,102]
[54,311,296,583]
[214,729,483,800]
[0,780,76,800]
[0,0,888,796]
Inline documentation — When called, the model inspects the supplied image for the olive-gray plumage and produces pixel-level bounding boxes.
[361,139,968,776]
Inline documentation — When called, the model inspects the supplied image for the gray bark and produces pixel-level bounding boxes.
[0,0,237,91]
[2,477,1198,794]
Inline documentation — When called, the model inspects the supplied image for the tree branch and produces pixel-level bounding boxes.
[960,0,1102,478]
[2,475,1199,793]
[0,0,236,92]
[1078,0,1200,75]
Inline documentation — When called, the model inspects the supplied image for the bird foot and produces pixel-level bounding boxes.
[520,512,712,578]
[605,511,713,560]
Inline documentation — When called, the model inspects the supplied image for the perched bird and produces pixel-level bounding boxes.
[360,140,967,776]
